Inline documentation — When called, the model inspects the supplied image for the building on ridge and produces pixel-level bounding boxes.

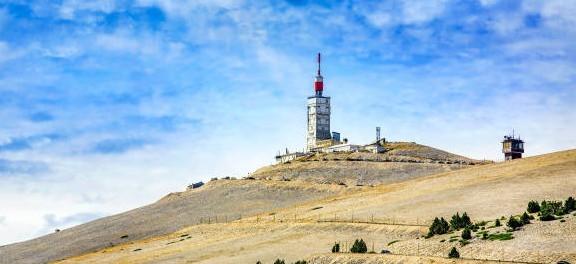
[502,131,524,160]
[275,53,385,164]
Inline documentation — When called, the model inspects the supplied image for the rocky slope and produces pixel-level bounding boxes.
[54,149,576,264]
[0,142,481,264]
[253,142,486,185]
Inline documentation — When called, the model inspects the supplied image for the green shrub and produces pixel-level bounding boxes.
[482,232,488,240]
[428,217,450,237]
[350,239,367,253]
[450,212,472,230]
[256,261,262,264]
[520,212,531,225]
[494,219,501,227]
[540,201,560,221]
[488,232,514,241]
[541,200,565,216]
[331,242,340,253]
[527,200,540,213]
[461,228,472,240]
[294,261,307,264]
[476,221,487,226]
[507,215,523,230]
[274,260,285,264]
[565,197,575,213]
[448,247,460,258]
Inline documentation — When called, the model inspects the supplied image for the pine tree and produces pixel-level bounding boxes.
[461,212,472,227]
[520,212,531,225]
[448,247,460,258]
[450,213,462,230]
[331,242,340,253]
[565,197,575,213]
[527,200,540,213]
[350,239,367,253]
[461,228,472,240]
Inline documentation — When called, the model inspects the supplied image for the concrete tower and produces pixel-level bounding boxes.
[307,53,331,151]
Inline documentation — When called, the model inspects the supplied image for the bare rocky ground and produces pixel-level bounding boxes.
[54,149,576,264]
[252,142,485,185]
[0,142,477,264]
[0,180,346,264]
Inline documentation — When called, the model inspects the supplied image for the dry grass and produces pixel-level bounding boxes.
[55,149,576,264]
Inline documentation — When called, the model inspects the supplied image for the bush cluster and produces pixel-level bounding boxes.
[331,242,340,253]
[450,212,472,230]
[350,239,368,253]
[427,217,450,237]
[263,259,306,264]
[527,197,575,221]
[427,212,473,238]
[507,215,523,230]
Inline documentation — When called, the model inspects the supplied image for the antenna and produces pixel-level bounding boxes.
[317,53,321,76]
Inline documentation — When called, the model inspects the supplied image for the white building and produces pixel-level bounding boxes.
[306,53,332,151]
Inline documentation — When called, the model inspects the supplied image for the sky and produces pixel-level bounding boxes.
[1,0,575,245]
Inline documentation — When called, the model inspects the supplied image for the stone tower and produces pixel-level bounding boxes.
[307,53,331,151]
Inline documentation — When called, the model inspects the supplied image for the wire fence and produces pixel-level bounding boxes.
[196,212,431,227]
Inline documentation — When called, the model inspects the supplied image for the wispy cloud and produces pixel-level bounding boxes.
[89,138,153,154]
[0,159,50,176]
[0,0,575,245]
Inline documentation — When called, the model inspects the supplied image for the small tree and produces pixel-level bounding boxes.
[448,247,460,258]
[540,201,559,221]
[350,239,368,253]
[450,212,472,230]
[428,217,450,237]
[520,212,531,225]
[461,228,472,240]
[331,242,340,253]
[274,259,285,264]
[565,197,575,213]
[294,261,307,264]
[507,216,523,230]
[494,218,501,227]
[527,200,540,213]
[450,213,462,230]
[461,212,472,227]
[256,261,262,264]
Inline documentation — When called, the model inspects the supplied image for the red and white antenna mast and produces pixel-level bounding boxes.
[314,53,324,96]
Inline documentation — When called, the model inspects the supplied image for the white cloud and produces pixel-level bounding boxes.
[136,0,243,18]
[0,42,25,64]
[401,0,448,24]
[58,0,117,20]
[478,0,499,7]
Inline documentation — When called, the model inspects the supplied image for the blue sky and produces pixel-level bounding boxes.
[1,0,575,245]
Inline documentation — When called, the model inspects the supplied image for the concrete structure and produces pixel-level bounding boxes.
[275,54,386,164]
[502,132,524,160]
[325,143,360,153]
[275,151,307,163]
[307,53,332,151]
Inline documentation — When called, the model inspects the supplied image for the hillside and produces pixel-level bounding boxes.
[253,142,486,185]
[0,142,479,264]
[0,180,347,264]
[54,149,576,264]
